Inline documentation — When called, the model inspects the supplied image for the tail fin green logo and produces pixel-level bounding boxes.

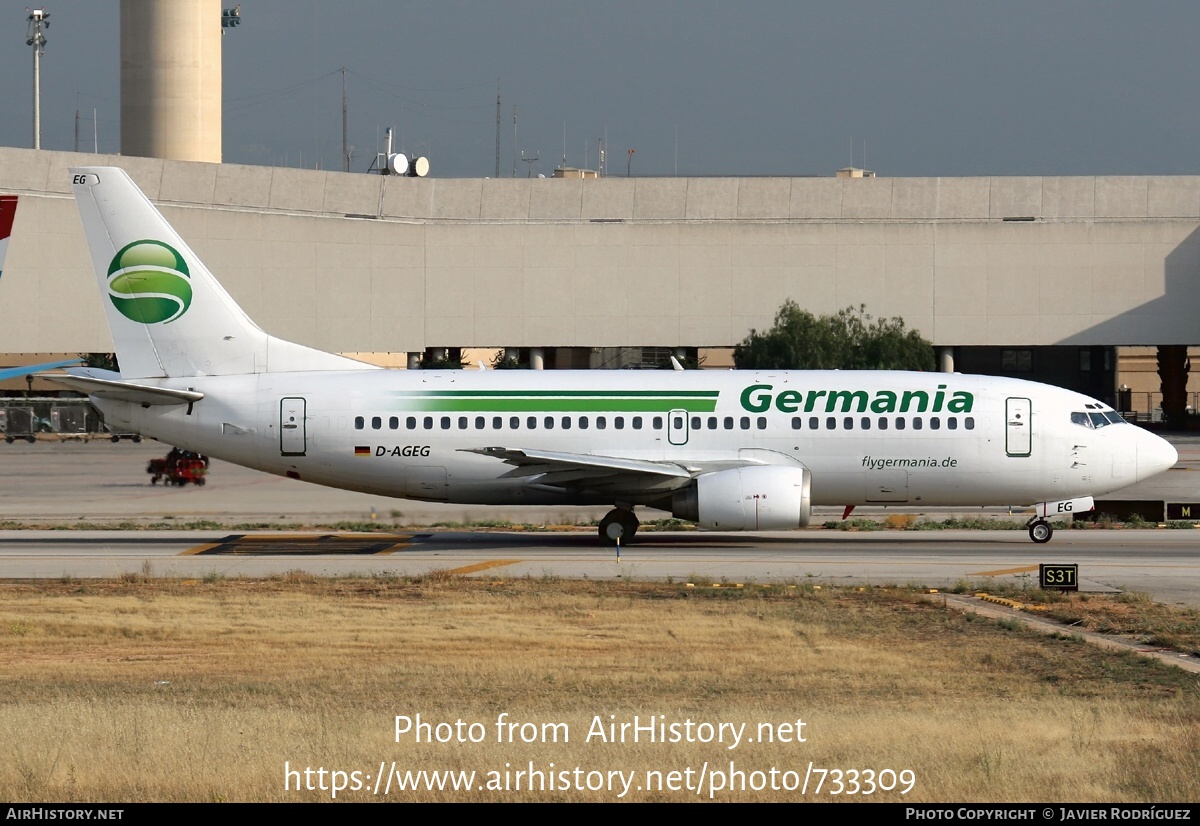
[107,240,192,324]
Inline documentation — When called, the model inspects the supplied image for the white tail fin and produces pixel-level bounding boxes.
[70,167,374,379]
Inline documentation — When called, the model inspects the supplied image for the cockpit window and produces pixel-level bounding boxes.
[1104,411,1125,424]
[1071,412,1093,428]
[1089,412,1110,428]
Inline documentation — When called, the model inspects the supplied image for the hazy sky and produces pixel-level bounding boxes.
[3,1,1200,178]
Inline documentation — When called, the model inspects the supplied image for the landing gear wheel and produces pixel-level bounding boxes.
[599,509,639,546]
[1028,519,1053,544]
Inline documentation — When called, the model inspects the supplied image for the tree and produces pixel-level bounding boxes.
[490,348,529,369]
[420,348,466,370]
[80,352,119,372]
[1157,345,1190,429]
[733,302,934,371]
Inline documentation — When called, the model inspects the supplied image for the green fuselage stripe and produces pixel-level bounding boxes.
[399,398,718,413]
[390,389,720,398]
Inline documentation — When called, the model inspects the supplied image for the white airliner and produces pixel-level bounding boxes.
[46,167,1178,545]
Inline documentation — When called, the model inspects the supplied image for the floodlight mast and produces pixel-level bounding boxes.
[26,8,49,150]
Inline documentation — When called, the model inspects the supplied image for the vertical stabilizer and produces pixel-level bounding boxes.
[70,167,374,379]
[0,195,16,282]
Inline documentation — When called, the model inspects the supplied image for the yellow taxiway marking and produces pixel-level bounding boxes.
[442,559,525,576]
[181,533,416,556]
[967,565,1041,577]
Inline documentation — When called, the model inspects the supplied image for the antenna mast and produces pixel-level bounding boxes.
[26,8,49,150]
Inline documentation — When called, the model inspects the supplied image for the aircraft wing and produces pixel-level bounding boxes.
[461,446,694,493]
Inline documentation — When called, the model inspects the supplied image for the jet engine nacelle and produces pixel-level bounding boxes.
[671,465,812,531]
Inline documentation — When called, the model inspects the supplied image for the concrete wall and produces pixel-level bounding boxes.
[0,147,1197,355]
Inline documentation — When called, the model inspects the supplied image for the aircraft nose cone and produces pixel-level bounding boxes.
[1136,432,1178,482]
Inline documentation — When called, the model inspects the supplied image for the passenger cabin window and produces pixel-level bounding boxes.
[423,416,433,430]
[791,417,802,430]
[389,416,399,430]
[653,416,663,430]
[878,417,888,430]
[757,417,767,430]
[632,416,643,430]
[740,417,750,430]
[896,417,906,430]
[406,416,416,430]
[597,417,607,430]
[724,417,734,430]
[615,417,625,430]
[510,416,520,429]
[964,417,975,430]
[527,416,537,430]
[354,416,365,430]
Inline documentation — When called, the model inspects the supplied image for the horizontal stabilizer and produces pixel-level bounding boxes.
[37,372,204,406]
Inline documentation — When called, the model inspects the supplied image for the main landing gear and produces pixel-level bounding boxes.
[599,508,639,546]
[1027,518,1053,544]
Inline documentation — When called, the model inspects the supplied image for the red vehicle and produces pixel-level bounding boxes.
[147,449,209,486]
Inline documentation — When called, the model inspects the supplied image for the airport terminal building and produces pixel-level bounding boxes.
[1,146,1197,418]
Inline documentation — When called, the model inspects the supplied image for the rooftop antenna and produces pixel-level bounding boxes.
[521,150,539,177]
[26,7,49,150]
[341,67,349,172]
[512,105,518,177]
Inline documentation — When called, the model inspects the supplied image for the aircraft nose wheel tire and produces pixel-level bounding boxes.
[599,509,639,546]
[1028,519,1053,544]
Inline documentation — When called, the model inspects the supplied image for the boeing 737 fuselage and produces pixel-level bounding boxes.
[45,168,1179,545]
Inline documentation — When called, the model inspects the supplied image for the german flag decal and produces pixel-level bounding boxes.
[354,446,371,456]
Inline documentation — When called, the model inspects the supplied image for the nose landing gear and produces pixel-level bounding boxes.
[1027,518,1053,544]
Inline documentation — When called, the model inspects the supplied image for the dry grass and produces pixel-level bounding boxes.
[0,578,1197,802]
[1035,591,1200,656]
